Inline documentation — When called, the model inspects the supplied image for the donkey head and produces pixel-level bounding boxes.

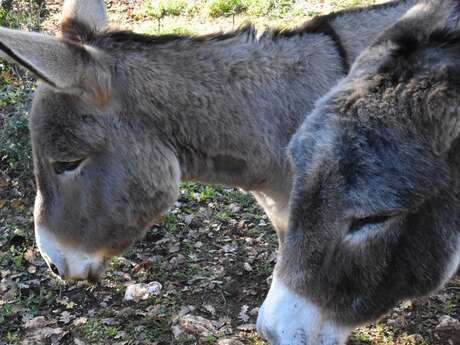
[0,0,180,281]
[258,1,460,344]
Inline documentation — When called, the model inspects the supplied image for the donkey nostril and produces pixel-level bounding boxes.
[49,263,60,276]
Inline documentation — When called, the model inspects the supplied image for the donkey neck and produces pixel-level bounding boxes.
[118,30,344,194]
[113,0,417,194]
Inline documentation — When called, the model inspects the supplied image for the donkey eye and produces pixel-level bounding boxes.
[52,159,85,175]
[349,214,395,233]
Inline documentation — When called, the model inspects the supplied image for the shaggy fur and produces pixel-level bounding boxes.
[286,0,460,329]
[0,0,414,255]
[0,1,426,343]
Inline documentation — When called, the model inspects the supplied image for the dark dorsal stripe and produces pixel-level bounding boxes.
[273,16,350,74]
[65,0,408,75]
[0,41,57,88]
[271,0,407,73]
[309,18,350,73]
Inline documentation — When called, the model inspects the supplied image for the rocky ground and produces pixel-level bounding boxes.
[1,0,460,344]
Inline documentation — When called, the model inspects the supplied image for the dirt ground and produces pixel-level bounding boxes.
[1,1,460,344]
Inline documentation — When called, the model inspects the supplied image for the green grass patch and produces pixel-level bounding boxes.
[245,0,275,16]
[207,0,247,17]
[146,0,189,18]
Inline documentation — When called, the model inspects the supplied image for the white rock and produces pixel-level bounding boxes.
[204,304,216,316]
[436,315,460,330]
[124,282,163,302]
[243,262,253,272]
[249,307,259,316]
[229,203,241,213]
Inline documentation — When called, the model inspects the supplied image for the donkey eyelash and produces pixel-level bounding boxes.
[349,212,400,234]
[349,214,394,233]
[52,159,85,175]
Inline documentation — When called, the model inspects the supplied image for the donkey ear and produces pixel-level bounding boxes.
[0,27,111,108]
[61,0,108,42]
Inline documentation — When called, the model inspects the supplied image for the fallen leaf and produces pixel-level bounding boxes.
[23,327,66,345]
[24,316,49,329]
[72,317,88,326]
[179,314,218,337]
[59,311,73,324]
[236,323,256,331]
[238,305,250,322]
[0,177,8,188]
[10,199,23,209]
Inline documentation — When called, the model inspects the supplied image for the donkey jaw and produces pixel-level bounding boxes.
[257,274,351,345]
[35,224,107,281]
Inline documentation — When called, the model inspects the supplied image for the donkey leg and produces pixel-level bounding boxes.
[252,191,290,235]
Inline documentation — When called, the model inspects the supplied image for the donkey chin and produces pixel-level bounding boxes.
[35,224,110,282]
[256,275,352,345]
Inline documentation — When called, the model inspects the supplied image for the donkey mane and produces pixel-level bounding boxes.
[61,0,409,75]
[270,0,410,70]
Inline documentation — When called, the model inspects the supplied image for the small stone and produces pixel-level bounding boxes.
[249,307,259,316]
[203,304,216,316]
[124,282,163,302]
[229,203,241,213]
[168,243,180,253]
[436,315,460,330]
[243,262,253,272]
[72,317,88,326]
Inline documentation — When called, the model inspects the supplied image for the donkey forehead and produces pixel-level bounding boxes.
[30,86,107,158]
[293,114,447,211]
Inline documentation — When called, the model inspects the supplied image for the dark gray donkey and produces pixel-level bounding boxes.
[264,0,460,343]
[0,0,417,343]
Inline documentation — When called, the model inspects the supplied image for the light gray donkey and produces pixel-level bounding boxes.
[268,0,460,344]
[0,0,418,344]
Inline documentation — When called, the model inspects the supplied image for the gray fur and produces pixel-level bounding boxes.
[1,0,414,258]
[286,0,460,332]
[0,0,422,341]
